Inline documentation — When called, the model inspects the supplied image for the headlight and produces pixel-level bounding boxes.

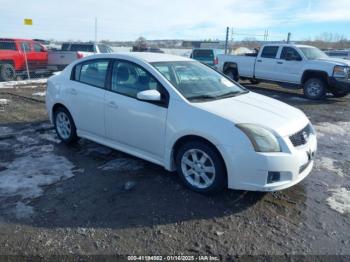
[236,124,281,152]
[333,66,348,78]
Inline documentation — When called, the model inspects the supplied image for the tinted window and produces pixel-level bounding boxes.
[280,47,302,61]
[0,41,16,50]
[33,43,42,52]
[20,42,31,52]
[192,50,214,60]
[76,60,109,88]
[61,43,70,51]
[261,46,279,58]
[111,61,161,98]
[70,44,94,52]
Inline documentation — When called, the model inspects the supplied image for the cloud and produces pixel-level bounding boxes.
[0,0,349,40]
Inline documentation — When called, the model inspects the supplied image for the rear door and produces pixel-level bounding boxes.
[274,47,303,83]
[254,46,280,80]
[67,59,110,137]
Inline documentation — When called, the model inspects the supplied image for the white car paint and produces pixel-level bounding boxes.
[46,52,317,192]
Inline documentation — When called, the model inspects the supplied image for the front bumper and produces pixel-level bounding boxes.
[220,133,317,192]
[328,77,350,92]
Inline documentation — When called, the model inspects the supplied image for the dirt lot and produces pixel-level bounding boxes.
[0,82,349,258]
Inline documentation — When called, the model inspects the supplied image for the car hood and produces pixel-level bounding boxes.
[194,92,309,137]
[317,57,350,67]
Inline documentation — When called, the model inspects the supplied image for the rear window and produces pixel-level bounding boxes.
[261,46,279,58]
[70,44,95,52]
[0,41,16,50]
[63,44,95,52]
[192,50,214,60]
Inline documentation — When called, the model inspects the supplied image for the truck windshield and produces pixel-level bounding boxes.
[151,61,247,102]
[299,47,329,60]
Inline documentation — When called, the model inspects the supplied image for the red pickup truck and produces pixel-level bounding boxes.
[0,38,48,81]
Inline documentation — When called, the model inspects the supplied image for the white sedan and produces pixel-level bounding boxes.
[46,52,317,194]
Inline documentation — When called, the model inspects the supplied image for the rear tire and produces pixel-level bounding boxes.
[331,89,348,98]
[175,141,227,194]
[54,107,78,144]
[303,78,327,100]
[224,68,239,82]
[0,63,16,81]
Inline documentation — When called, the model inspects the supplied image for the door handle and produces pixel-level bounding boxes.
[107,101,119,109]
[277,61,283,64]
[256,59,262,62]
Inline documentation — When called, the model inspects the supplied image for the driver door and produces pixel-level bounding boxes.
[274,47,303,84]
[104,60,168,160]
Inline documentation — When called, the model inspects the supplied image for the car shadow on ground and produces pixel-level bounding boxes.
[0,122,267,230]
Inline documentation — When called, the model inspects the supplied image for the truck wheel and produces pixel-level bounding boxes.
[224,68,239,82]
[175,141,227,194]
[331,89,348,98]
[0,64,16,81]
[303,78,327,100]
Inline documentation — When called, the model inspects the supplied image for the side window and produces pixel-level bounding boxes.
[33,43,42,52]
[75,60,109,88]
[280,47,302,61]
[111,61,161,98]
[20,42,31,52]
[261,46,279,59]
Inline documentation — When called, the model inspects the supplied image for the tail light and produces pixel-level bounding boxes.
[214,57,218,65]
[77,52,84,59]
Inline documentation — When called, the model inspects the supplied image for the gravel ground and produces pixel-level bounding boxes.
[0,82,349,259]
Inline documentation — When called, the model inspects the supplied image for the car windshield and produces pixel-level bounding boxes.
[299,47,329,60]
[151,61,247,102]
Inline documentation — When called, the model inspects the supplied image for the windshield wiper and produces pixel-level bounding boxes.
[214,90,247,99]
[187,94,217,101]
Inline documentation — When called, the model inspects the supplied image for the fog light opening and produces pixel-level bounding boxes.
[267,172,281,184]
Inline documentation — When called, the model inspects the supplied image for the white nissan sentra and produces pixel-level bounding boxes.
[46,53,317,194]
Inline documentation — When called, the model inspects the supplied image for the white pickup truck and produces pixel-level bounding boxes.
[217,44,350,99]
[48,42,113,71]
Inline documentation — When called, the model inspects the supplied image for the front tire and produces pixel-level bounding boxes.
[175,141,227,194]
[331,89,348,98]
[224,68,239,82]
[303,78,327,100]
[54,107,78,144]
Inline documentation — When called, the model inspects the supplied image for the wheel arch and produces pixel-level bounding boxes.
[301,70,329,85]
[223,62,238,74]
[169,134,228,178]
[51,103,75,124]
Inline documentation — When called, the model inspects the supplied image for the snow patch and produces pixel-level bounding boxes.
[38,132,61,144]
[0,79,47,88]
[0,153,75,199]
[327,188,350,215]
[98,158,144,172]
[316,157,344,177]
[32,91,46,97]
[315,122,349,137]
[0,99,10,105]
[16,135,37,145]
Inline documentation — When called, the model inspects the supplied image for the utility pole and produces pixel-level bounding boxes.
[94,17,98,49]
[287,32,291,43]
[224,27,229,54]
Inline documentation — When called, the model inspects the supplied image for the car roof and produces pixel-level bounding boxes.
[89,52,192,63]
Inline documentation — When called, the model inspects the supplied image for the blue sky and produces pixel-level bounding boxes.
[1,0,349,41]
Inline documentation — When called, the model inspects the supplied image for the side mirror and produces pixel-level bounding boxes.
[137,90,161,102]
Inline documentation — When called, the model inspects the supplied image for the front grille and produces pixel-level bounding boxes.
[289,124,312,147]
